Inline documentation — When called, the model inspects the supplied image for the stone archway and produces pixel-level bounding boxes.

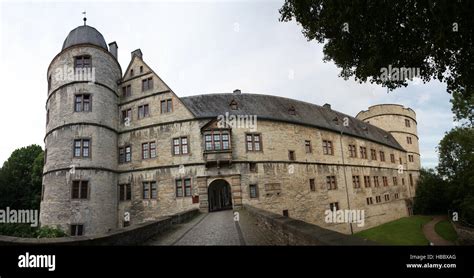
[208,179,233,212]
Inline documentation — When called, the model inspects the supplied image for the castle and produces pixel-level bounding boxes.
[40,22,421,236]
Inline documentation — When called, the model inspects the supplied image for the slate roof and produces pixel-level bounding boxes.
[180,93,405,151]
[62,25,108,51]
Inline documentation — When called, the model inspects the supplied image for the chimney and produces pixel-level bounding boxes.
[323,103,331,109]
[131,49,143,59]
[233,89,241,95]
[108,42,118,60]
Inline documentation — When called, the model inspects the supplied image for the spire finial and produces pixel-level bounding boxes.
[82,11,87,26]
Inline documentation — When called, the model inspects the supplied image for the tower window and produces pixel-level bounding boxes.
[329,202,339,211]
[408,154,414,162]
[360,147,367,159]
[405,119,411,127]
[70,224,84,236]
[305,140,312,153]
[74,56,91,69]
[407,137,412,144]
[161,99,173,113]
[72,180,88,199]
[74,94,91,112]
[348,144,357,157]
[142,77,153,91]
[288,150,295,161]
[73,139,90,158]
[309,179,315,191]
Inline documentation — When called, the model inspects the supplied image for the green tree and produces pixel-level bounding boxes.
[279,0,474,123]
[0,145,43,210]
[413,168,450,215]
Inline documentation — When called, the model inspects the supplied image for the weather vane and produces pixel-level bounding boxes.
[82,11,87,26]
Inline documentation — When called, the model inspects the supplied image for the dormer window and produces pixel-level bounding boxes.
[74,55,91,69]
[130,69,134,77]
[140,66,144,73]
[229,99,238,110]
[288,105,296,115]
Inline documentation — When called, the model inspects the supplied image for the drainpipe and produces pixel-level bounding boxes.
[335,116,354,235]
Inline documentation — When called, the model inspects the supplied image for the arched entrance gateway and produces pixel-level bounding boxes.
[208,179,233,212]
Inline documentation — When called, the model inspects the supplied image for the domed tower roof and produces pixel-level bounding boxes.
[62,25,108,50]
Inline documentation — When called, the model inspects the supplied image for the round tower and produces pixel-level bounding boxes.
[356,104,421,196]
[40,24,121,235]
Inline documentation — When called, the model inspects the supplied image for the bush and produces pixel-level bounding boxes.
[34,226,67,238]
[0,224,66,238]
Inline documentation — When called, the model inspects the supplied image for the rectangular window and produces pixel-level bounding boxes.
[138,104,149,119]
[384,194,390,201]
[393,177,398,186]
[173,137,189,155]
[143,182,150,199]
[390,154,395,163]
[394,193,399,199]
[288,150,295,161]
[322,140,333,155]
[72,180,88,199]
[400,157,403,164]
[352,175,361,188]
[142,143,149,159]
[326,176,337,190]
[364,176,371,188]
[370,149,377,160]
[405,119,411,127]
[150,142,156,158]
[373,176,380,187]
[408,155,414,162]
[119,146,132,163]
[402,178,405,186]
[204,131,231,151]
[74,94,91,112]
[70,224,84,236]
[122,85,131,97]
[360,147,367,159]
[409,173,414,186]
[151,182,157,199]
[379,151,385,162]
[249,162,257,173]
[407,137,412,144]
[366,197,373,205]
[309,179,315,192]
[140,66,144,73]
[161,99,173,113]
[376,196,381,203]
[119,184,131,201]
[249,184,258,198]
[348,144,357,158]
[122,109,132,124]
[382,176,388,187]
[305,140,312,153]
[73,139,90,158]
[329,202,339,211]
[176,178,191,197]
[246,133,262,152]
[74,55,91,69]
[142,77,153,91]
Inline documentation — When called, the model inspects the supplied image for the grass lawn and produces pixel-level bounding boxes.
[434,220,458,242]
[355,215,432,245]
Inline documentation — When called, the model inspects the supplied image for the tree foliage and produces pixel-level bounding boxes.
[279,0,474,123]
[0,145,43,210]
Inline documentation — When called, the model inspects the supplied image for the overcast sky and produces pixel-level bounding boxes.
[0,0,455,168]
